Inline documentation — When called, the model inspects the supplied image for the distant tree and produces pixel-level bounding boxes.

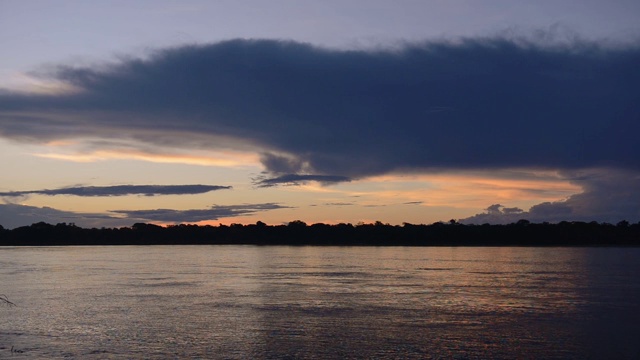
[288,220,307,227]
[617,220,629,228]
[132,223,162,231]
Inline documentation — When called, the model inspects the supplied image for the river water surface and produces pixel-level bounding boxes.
[1,246,639,359]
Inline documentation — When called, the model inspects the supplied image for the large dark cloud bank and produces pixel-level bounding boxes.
[1,35,639,224]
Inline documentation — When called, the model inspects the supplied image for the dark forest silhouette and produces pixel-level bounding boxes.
[0,220,638,246]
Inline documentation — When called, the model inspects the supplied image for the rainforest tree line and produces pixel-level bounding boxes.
[0,220,639,246]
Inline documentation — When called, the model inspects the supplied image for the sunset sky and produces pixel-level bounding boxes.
[1,0,639,228]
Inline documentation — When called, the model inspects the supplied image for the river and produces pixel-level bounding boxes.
[1,246,639,359]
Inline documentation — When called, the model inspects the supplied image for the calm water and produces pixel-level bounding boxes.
[1,246,639,359]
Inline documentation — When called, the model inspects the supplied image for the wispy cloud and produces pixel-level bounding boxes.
[110,203,290,223]
[0,184,231,197]
[253,174,351,188]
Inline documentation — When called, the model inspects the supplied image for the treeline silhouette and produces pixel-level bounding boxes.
[0,219,639,246]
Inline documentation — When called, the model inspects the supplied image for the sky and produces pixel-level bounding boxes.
[1,0,639,228]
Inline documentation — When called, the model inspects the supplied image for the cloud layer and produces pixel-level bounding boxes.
[0,184,231,198]
[460,170,640,224]
[110,203,289,223]
[253,174,351,187]
[0,203,125,229]
[1,37,638,178]
[0,203,288,229]
[1,35,639,223]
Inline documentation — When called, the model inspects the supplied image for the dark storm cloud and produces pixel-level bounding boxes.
[110,203,289,222]
[1,37,638,177]
[253,174,351,187]
[460,170,640,224]
[0,184,231,198]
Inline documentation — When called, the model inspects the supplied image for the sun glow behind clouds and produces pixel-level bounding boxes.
[33,148,261,168]
[232,171,583,225]
[1,72,82,95]
[0,129,593,228]
[298,171,581,208]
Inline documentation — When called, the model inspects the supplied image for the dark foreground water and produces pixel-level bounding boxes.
[1,246,639,359]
